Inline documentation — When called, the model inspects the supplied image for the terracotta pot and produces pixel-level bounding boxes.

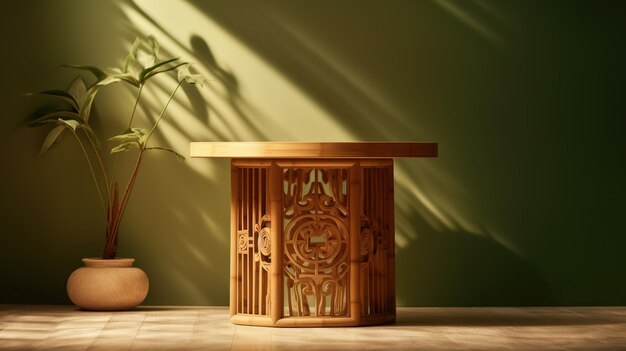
[67,258,149,310]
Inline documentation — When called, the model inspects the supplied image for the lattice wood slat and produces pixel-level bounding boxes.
[230,160,396,327]
[233,167,270,316]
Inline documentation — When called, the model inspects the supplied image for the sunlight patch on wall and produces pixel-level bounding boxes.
[394,217,415,250]
[123,0,355,145]
[396,186,445,234]
[160,262,210,304]
[268,15,419,139]
[181,237,214,271]
[168,208,226,251]
[395,161,525,258]
[472,0,509,25]
[483,223,525,259]
[200,211,227,245]
[393,163,522,254]
[119,0,473,257]
[395,168,458,232]
[432,0,501,46]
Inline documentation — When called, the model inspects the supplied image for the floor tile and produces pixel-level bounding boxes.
[1,305,625,350]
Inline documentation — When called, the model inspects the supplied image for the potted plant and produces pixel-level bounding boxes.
[28,36,205,310]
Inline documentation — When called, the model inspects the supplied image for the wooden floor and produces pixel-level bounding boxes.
[1,305,625,350]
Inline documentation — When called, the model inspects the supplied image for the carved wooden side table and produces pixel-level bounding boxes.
[190,142,438,327]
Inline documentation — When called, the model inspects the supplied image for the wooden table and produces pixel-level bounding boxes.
[190,142,438,327]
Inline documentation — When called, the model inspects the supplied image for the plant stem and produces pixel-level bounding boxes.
[144,81,182,145]
[70,129,107,216]
[117,149,144,223]
[101,80,182,258]
[82,125,110,195]
[110,154,121,189]
[110,83,145,188]
[103,149,144,259]
[103,182,119,259]
[126,84,144,129]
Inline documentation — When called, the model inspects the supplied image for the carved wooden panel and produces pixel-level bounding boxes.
[361,166,394,316]
[230,160,399,326]
[282,168,350,317]
[235,167,271,316]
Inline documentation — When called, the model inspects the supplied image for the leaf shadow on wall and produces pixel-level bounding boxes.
[183,0,557,306]
[36,2,254,305]
[124,0,288,141]
[396,201,556,307]
[189,34,271,141]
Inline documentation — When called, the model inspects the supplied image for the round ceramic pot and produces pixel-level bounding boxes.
[67,258,149,310]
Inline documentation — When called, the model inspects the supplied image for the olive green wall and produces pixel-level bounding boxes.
[1,0,624,306]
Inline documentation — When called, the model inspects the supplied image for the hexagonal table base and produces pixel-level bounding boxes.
[191,143,438,327]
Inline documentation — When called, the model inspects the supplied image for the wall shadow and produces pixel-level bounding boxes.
[182,0,558,307]
[186,0,421,140]
[397,216,556,307]
[183,0,626,307]
[1,0,625,308]
[188,34,271,140]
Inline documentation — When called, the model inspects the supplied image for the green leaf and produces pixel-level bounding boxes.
[109,127,147,141]
[67,77,87,108]
[136,51,155,69]
[79,81,119,123]
[148,57,180,71]
[124,38,141,72]
[110,37,171,86]
[106,67,124,75]
[79,85,102,122]
[26,90,79,111]
[39,125,65,155]
[147,35,159,59]
[146,146,185,161]
[109,133,131,142]
[63,65,108,82]
[109,127,147,149]
[144,62,188,82]
[80,125,101,151]
[59,118,81,131]
[139,57,180,82]
[120,75,141,87]
[177,64,207,86]
[107,70,140,87]
[111,141,140,154]
[134,36,160,69]
[126,56,144,81]
[94,75,121,87]
[29,110,80,127]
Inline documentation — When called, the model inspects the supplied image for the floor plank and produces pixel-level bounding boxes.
[0,305,624,350]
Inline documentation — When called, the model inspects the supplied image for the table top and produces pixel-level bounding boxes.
[190,142,438,159]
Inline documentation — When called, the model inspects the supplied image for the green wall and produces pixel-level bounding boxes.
[1,0,624,307]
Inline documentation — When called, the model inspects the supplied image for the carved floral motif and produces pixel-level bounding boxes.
[283,169,349,317]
